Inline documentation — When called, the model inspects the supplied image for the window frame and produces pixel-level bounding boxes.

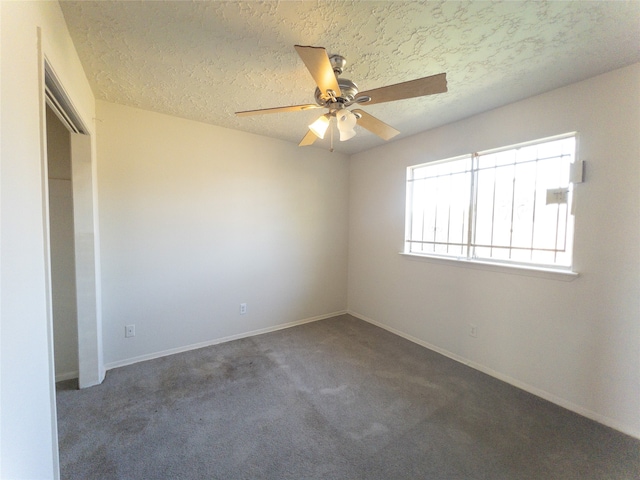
[403,133,579,279]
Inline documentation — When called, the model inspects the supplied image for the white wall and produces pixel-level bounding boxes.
[348,63,640,438]
[0,1,95,478]
[46,106,79,381]
[96,101,349,367]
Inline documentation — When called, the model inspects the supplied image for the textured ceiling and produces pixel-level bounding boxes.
[60,1,640,155]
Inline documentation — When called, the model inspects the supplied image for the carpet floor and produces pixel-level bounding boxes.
[56,314,640,479]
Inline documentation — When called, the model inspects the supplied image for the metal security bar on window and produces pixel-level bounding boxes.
[406,155,472,258]
[405,134,577,269]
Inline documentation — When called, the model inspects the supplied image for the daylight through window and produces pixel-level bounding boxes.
[405,134,577,270]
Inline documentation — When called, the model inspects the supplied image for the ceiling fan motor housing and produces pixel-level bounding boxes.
[311,53,359,107]
[315,78,359,107]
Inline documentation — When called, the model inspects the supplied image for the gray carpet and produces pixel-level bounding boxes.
[56,314,640,479]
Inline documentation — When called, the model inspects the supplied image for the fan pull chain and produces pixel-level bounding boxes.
[330,117,334,152]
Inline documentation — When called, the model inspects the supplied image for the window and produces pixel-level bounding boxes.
[405,134,577,271]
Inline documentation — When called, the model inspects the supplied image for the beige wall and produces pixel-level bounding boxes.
[0,1,96,477]
[348,63,640,438]
[96,101,349,367]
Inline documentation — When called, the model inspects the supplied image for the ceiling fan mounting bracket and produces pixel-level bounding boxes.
[329,54,346,75]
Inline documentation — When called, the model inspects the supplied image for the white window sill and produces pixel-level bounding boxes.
[399,252,579,282]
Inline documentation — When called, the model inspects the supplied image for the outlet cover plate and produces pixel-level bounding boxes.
[469,324,478,338]
[125,325,136,338]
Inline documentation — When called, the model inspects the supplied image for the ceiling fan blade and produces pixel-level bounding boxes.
[358,73,447,106]
[299,129,319,147]
[235,104,321,117]
[294,45,341,99]
[352,109,400,141]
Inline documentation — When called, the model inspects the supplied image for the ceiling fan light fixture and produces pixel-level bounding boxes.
[336,109,357,141]
[339,128,356,141]
[309,114,331,139]
[337,109,357,130]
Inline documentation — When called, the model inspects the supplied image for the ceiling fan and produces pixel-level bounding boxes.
[236,45,447,149]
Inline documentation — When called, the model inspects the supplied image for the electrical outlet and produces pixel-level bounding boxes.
[469,324,478,338]
[125,324,136,338]
[240,303,247,315]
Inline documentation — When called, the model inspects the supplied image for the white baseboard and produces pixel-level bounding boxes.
[55,370,78,383]
[105,310,348,371]
[348,310,640,440]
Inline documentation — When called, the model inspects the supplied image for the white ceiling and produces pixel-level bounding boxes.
[60,1,640,155]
